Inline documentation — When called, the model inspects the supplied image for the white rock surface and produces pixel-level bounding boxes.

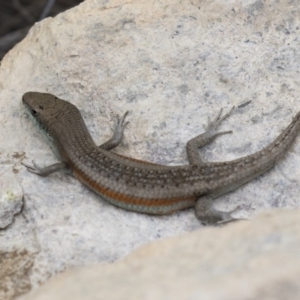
[0,164,23,228]
[24,209,300,300]
[0,0,300,298]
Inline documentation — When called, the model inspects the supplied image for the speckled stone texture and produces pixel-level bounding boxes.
[0,0,300,298]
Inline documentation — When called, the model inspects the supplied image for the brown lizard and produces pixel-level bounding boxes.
[22,92,300,224]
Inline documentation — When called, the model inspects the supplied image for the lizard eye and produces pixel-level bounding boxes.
[31,109,37,116]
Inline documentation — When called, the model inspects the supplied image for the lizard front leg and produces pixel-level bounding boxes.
[99,111,129,150]
[186,107,234,165]
[22,161,68,176]
[23,112,130,176]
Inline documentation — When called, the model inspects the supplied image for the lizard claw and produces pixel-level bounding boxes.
[202,106,235,140]
[204,106,235,130]
[196,198,247,226]
[215,205,248,225]
[22,160,42,174]
[116,111,130,132]
[99,111,130,151]
[22,160,68,177]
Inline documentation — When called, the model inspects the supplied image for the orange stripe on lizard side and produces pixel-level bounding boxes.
[72,167,196,213]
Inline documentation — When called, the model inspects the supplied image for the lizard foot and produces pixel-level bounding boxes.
[99,111,130,151]
[22,160,44,175]
[202,106,235,140]
[22,160,68,177]
[195,197,246,225]
[115,111,130,133]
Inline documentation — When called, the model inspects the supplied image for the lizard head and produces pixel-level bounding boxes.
[22,92,68,132]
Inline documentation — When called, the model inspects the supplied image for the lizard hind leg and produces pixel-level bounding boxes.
[195,195,242,225]
[186,107,235,165]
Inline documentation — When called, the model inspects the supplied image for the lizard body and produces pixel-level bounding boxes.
[22,92,300,224]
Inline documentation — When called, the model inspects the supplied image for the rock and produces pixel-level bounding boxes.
[0,249,34,300]
[24,209,300,300]
[0,0,300,299]
[0,164,23,228]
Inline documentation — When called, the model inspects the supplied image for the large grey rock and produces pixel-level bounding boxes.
[0,164,23,228]
[24,209,300,300]
[0,0,300,298]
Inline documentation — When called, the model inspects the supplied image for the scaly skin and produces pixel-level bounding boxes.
[22,92,300,224]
